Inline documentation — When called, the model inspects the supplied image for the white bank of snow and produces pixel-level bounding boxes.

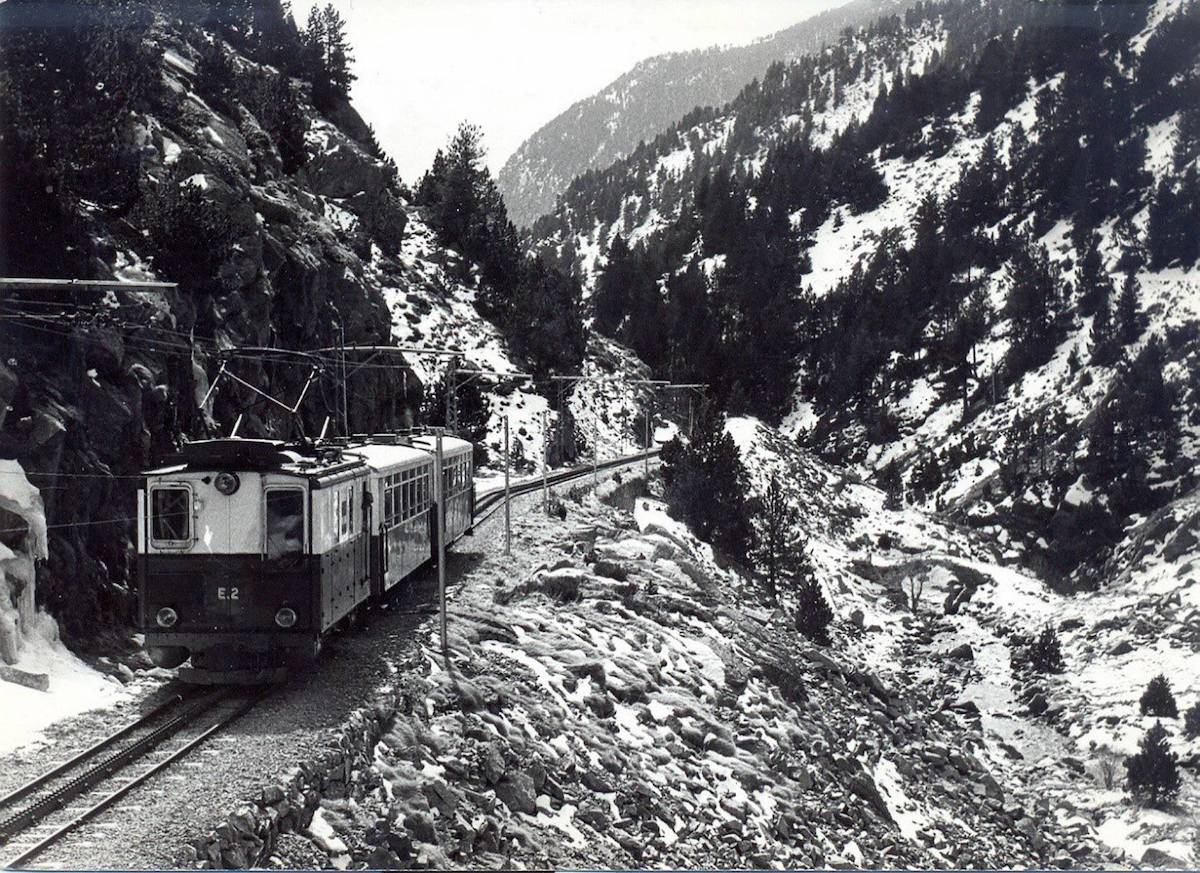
[0,461,129,756]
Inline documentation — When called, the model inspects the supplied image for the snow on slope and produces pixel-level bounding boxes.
[374,210,653,473]
[0,462,131,756]
[556,17,948,292]
[727,416,1200,867]
[311,468,1101,869]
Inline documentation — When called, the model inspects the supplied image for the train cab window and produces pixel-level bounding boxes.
[150,486,191,545]
[265,489,305,560]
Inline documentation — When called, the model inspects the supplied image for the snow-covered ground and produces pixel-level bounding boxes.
[0,462,132,756]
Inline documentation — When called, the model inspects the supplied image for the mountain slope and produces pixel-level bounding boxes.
[527,0,1200,590]
[727,416,1200,868]
[497,0,909,228]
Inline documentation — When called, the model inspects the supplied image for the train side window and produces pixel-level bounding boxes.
[335,488,351,539]
[265,488,305,560]
[150,486,191,545]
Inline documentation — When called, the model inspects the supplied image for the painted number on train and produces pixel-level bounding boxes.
[217,586,240,601]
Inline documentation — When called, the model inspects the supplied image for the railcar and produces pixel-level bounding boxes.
[136,432,474,683]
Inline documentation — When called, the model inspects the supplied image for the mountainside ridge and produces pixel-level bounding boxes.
[497,0,910,228]
[527,0,1200,592]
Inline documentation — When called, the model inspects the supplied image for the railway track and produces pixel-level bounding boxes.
[474,448,659,521]
[0,686,263,869]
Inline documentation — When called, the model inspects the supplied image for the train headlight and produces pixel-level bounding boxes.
[214,472,240,496]
[275,607,297,628]
[156,607,178,628]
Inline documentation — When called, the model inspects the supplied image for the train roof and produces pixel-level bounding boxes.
[144,438,363,478]
[407,434,474,457]
[345,441,431,473]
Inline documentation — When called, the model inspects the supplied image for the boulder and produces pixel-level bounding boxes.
[593,560,629,581]
[482,744,505,785]
[1141,847,1190,869]
[494,773,537,815]
[403,811,437,844]
[585,692,615,718]
[948,642,974,661]
[703,733,737,757]
[0,665,49,692]
[581,769,615,793]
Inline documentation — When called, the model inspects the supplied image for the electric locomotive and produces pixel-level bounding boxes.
[136,432,474,683]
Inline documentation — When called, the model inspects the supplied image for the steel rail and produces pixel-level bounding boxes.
[473,449,660,521]
[2,690,264,869]
[0,687,239,859]
[0,688,188,812]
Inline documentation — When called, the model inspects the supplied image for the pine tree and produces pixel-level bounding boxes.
[662,408,754,562]
[592,234,635,336]
[1027,625,1065,673]
[196,37,238,113]
[791,544,834,646]
[149,181,238,297]
[263,73,307,175]
[906,192,952,326]
[422,370,491,463]
[753,474,798,604]
[1090,291,1120,367]
[1184,701,1200,739]
[878,460,904,510]
[1076,229,1114,317]
[1004,240,1063,374]
[301,3,355,110]
[1140,674,1178,717]
[1125,721,1181,808]
[1116,273,1144,347]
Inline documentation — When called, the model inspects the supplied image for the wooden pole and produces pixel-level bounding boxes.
[542,409,549,510]
[435,429,447,653]
[593,409,598,485]
[339,323,349,437]
[644,399,651,476]
[504,417,512,556]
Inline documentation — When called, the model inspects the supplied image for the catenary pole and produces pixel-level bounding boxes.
[435,428,447,653]
[504,416,512,556]
[541,409,549,510]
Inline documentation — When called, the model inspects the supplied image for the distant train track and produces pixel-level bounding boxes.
[0,686,264,868]
[473,448,660,521]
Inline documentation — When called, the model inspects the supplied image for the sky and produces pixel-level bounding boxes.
[292,0,850,182]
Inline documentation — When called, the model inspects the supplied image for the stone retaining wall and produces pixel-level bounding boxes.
[182,697,397,869]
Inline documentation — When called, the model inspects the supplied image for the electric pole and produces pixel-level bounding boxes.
[504,416,512,556]
[435,428,447,653]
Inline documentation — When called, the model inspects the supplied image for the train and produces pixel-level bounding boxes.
[135,432,474,683]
